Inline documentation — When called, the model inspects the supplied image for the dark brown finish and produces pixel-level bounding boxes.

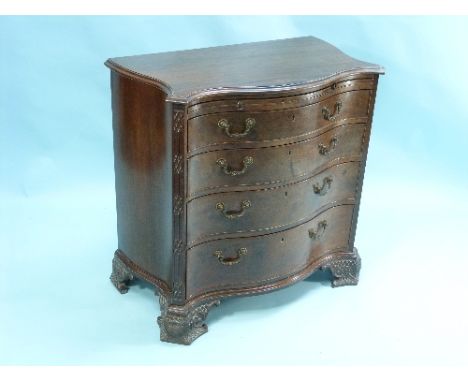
[187,123,366,198]
[187,87,372,155]
[110,253,134,294]
[110,72,173,288]
[186,204,355,299]
[107,36,383,102]
[186,75,375,118]
[186,161,360,247]
[105,36,383,345]
[157,294,220,345]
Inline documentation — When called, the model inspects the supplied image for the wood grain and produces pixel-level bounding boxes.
[110,71,173,287]
[106,36,384,344]
[186,204,355,299]
[187,123,367,198]
[186,161,360,247]
[105,36,383,102]
[188,88,372,155]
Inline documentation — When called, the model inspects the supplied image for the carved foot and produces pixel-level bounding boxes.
[321,248,361,287]
[157,295,220,345]
[110,252,134,294]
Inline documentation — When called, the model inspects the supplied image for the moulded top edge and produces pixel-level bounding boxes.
[105,36,384,103]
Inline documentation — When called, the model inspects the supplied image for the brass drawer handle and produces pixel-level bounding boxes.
[216,156,253,176]
[218,117,256,138]
[313,177,333,196]
[213,248,247,266]
[308,220,328,240]
[216,200,251,219]
[318,137,338,155]
[322,101,342,122]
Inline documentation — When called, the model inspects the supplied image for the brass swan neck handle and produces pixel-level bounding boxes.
[216,156,254,176]
[313,177,333,196]
[218,117,256,138]
[213,248,248,266]
[308,220,328,240]
[321,101,342,122]
[318,137,338,155]
[216,200,251,219]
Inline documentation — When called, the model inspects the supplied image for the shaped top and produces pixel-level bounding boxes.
[105,36,384,102]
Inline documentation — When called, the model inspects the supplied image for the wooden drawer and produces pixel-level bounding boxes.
[187,123,366,198]
[186,204,355,299]
[187,161,360,247]
[187,89,371,155]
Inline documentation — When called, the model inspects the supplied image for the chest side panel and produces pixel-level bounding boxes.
[111,71,173,288]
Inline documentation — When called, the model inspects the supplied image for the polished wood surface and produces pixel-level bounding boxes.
[186,161,360,247]
[110,71,173,288]
[187,88,372,155]
[186,204,355,299]
[105,36,383,102]
[187,123,366,198]
[107,36,383,345]
[187,76,375,117]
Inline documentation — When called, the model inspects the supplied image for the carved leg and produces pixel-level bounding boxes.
[321,248,361,287]
[157,295,220,345]
[110,252,134,294]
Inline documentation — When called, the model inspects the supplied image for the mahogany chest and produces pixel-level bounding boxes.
[105,36,384,345]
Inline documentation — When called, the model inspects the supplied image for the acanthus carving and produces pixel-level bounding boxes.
[157,295,220,345]
[173,154,183,174]
[173,195,183,216]
[110,253,134,294]
[173,110,184,133]
[171,104,187,306]
[172,240,185,300]
[172,281,184,299]
[173,240,184,256]
[321,250,361,287]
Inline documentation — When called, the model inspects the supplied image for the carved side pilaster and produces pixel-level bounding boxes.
[321,249,361,287]
[173,154,183,174]
[110,252,134,294]
[171,103,187,305]
[157,294,220,345]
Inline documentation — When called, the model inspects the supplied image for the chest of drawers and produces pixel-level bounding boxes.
[106,36,384,345]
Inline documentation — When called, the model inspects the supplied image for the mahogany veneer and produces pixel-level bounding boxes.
[106,36,384,345]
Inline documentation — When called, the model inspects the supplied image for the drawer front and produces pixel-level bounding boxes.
[188,89,371,155]
[188,123,365,198]
[186,204,355,299]
[187,161,360,246]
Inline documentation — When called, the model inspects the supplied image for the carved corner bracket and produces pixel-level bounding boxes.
[110,251,134,294]
[321,248,361,287]
[157,294,220,345]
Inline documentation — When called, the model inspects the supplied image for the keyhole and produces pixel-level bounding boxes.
[290,114,295,121]
[288,150,292,155]
[281,237,285,243]
[284,191,288,197]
